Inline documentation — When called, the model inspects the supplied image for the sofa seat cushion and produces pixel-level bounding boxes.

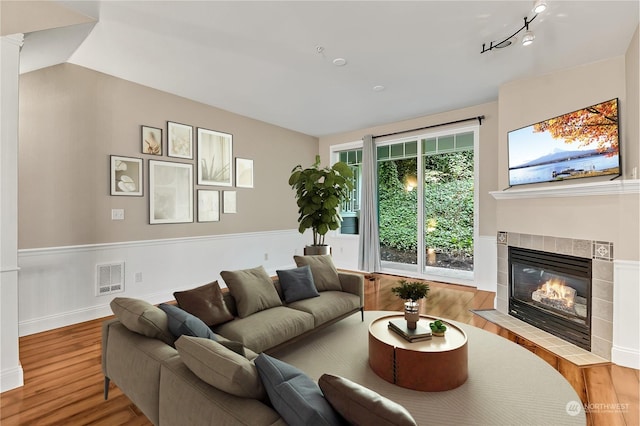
[221,266,283,318]
[286,291,360,327]
[175,336,266,400]
[213,306,314,353]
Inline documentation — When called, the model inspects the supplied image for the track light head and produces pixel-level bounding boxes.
[522,31,536,46]
[533,0,548,14]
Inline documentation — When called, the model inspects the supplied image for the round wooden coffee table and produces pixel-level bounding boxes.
[368,314,468,391]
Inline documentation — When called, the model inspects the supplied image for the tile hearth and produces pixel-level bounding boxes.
[472,309,608,366]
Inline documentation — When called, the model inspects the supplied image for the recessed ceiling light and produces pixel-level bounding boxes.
[333,58,347,66]
[373,85,385,92]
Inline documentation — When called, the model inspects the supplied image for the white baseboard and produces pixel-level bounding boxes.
[1,365,24,392]
[611,345,640,370]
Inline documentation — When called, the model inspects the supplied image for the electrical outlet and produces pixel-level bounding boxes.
[111,209,125,220]
[135,272,143,283]
[264,253,269,261]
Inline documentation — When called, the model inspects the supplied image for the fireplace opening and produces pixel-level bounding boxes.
[509,247,591,351]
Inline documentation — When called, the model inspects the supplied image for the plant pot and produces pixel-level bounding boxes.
[404,301,420,330]
[304,245,331,256]
[432,331,446,337]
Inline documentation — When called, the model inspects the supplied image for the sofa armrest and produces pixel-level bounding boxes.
[338,272,364,307]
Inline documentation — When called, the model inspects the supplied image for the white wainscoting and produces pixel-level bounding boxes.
[17,229,307,336]
[612,259,640,369]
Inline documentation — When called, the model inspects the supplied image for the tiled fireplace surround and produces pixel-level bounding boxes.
[495,231,613,364]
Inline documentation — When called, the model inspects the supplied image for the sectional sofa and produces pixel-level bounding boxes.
[101,256,415,425]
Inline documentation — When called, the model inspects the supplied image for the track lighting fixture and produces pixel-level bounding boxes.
[481,15,538,53]
[481,1,548,53]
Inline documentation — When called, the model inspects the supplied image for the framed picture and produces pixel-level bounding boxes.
[235,158,254,188]
[223,190,237,214]
[197,128,232,186]
[167,121,193,159]
[197,190,220,222]
[110,155,143,196]
[141,125,162,155]
[149,160,193,224]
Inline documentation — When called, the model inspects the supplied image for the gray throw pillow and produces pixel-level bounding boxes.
[158,303,218,341]
[173,281,234,326]
[175,336,265,400]
[110,297,175,345]
[254,353,342,426]
[277,265,320,303]
[319,374,417,426]
[293,255,342,292]
[221,266,282,318]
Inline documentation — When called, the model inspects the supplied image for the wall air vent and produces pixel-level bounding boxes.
[96,262,125,296]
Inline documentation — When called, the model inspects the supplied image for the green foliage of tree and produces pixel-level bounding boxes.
[378,151,474,257]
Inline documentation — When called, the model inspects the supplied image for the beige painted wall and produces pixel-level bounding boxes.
[18,63,318,249]
[319,101,500,237]
[497,49,639,260]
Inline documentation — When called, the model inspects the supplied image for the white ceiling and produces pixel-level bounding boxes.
[17,1,640,137]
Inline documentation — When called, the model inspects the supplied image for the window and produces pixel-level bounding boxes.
[337,148,362,234]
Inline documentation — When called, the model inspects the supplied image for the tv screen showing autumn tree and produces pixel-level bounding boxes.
[507,99,620,186]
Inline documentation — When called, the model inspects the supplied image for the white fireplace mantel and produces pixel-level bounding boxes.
[490,179,640,200]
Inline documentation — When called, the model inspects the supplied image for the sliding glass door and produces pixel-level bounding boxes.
[377,128,477,281]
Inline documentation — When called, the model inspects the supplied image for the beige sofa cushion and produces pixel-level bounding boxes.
[213,306,314,353]
[318,374,417,426]
[293,255,341,291]
[174,281,234,326]
[286,291,360,327]
[221,266,282,318]
[110,297,175,345]
[175,335,266,400]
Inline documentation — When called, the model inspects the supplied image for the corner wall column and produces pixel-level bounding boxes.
[1,33,25,392]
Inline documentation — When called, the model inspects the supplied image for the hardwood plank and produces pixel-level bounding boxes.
[610,364,640,426]
[584,365,627,426]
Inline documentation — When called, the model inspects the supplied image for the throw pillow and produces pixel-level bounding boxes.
[276,265,320,303]
[318,374,417,426]
[173,281,234,326]
[254,353,342,426]
[293,255,342,292]
[220,266,282,318]
[110,297,175,345]
[175,335,265,400]
[158,303,217,341]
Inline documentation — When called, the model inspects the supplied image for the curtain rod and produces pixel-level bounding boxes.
[373,115,484,139]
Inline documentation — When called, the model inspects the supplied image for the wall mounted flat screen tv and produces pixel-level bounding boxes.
[507,98,620,186]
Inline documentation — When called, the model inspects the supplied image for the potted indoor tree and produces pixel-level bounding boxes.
[288,155,354,255]
[391,279,430,330]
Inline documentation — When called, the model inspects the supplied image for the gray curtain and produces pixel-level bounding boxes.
[358,134,381,272]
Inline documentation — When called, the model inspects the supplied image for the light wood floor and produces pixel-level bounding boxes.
[1,274,638,425]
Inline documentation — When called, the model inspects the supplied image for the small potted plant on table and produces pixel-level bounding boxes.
[429,319,447,337]
[391,279,430,330]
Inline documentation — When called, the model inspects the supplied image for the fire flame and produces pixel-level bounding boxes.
[539,278,574,308]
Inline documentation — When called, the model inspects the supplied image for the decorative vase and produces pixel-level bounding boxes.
[304,245,331,256]
[404,301,420,330]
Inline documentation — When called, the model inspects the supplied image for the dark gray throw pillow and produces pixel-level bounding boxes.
[158,303,217,341]
[254,353,342,426]
[277,265,320,303]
